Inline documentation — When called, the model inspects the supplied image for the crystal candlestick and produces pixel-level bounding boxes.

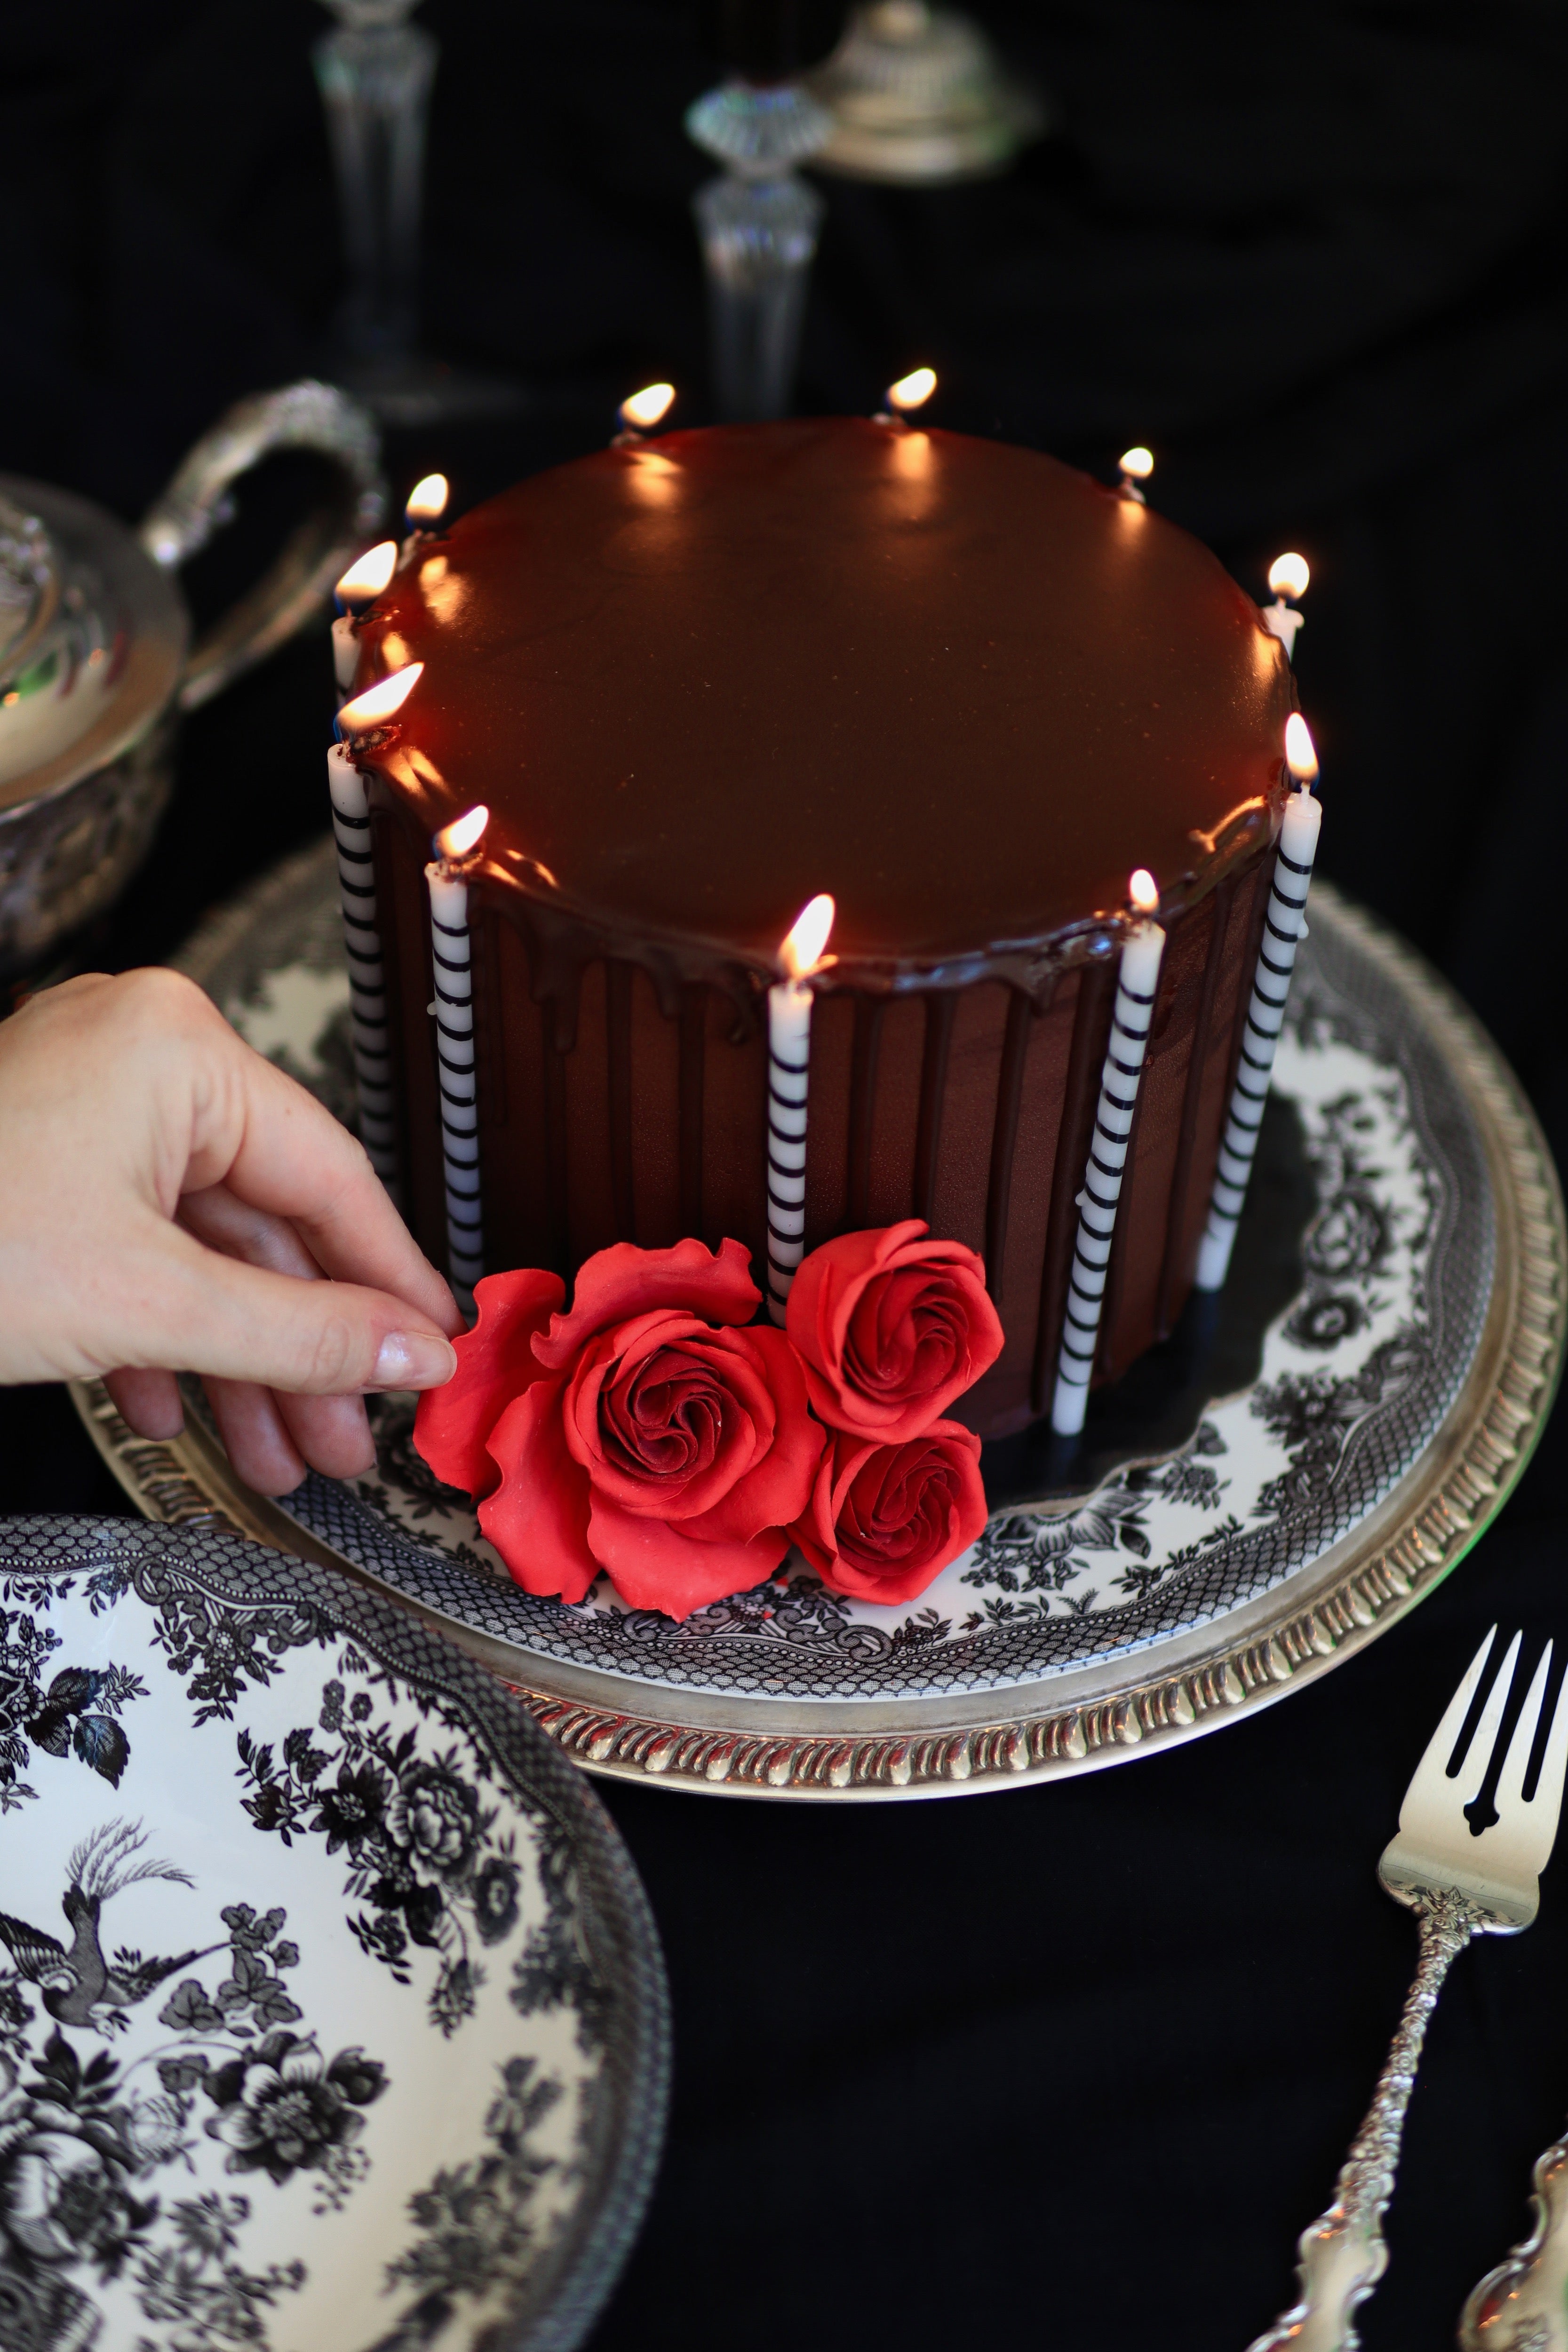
[687,80,832,421]
[314,0,519,426]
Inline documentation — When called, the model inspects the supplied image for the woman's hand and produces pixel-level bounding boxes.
[0,967,461,1494]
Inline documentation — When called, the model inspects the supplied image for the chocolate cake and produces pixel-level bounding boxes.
[347,417,1297,1438]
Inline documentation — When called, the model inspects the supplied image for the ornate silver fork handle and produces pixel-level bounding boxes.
[1247,1889,1484,2352]
[1458,2124,1568,2348]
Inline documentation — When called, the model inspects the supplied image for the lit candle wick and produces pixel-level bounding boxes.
[1283,711,1318,787]
[334,662,424,741]
[615,382,677,446]
[434,803,490,873]
[334,540,398,618]
[404,473,449,535]
[876,367,938,426]
[1118,446,1154,503]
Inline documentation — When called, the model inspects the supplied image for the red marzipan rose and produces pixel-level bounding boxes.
[786,1218,1003,1443]
[790,1420,988,1605]
[416,1238,823,1620]
[414,1267,564,1502]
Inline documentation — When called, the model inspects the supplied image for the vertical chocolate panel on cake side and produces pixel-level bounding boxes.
[372,798,1272,1440]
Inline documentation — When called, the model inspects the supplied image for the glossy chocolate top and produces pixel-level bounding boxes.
[359,419,1294,990]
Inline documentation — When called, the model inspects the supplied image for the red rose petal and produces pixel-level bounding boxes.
[533,1236,759,1370]
[414,1266,564,1501]
[480,1376,598,1603]
[586,1490,788,1619]
[679,1325,822,1541]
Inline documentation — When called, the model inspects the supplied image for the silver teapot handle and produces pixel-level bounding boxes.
[139,379,386,713]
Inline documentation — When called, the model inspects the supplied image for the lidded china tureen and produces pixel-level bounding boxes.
[0,378,384,976]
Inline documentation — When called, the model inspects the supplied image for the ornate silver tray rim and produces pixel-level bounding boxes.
[74,882,1566,1801]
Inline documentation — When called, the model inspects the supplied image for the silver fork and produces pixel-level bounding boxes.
[1247,1628,1568,2352]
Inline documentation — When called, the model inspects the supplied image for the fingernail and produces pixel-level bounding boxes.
[372,1331,457,1389]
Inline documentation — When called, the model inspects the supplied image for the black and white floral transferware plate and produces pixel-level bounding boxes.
[73,842,1567,1801]
[0,1517,669,2351]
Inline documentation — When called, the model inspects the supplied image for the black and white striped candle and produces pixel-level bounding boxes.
[330,661,425,1189]
[331,540,398,699]
[325,743,398,1186]
[1259,551,1309,666]
[766,892,835,1326]
[1195,716,1322,1293]
[426,806,490,1317]
[1051,871,1167,1438]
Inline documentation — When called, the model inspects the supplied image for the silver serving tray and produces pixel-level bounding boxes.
[75,841,1565,1801]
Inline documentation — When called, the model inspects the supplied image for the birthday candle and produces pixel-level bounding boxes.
[1260,552,1309,665]
[426,806,490,1316]
[330,662,425,1187]
[766,893,835,1326]
[1118,446,1154,503]
[1052,871,1167,1437]
[331,540,398,699]
[325,744,397,1186]
[1194,716,1322,1292]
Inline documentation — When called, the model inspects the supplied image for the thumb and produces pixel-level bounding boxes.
[114,1220,457,1395]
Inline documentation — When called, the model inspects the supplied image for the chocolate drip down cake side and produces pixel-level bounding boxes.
[345,418,1298,1440]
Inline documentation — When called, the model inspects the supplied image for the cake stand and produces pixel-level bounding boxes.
[74,840,1566,1801]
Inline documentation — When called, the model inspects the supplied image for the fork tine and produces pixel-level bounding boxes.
[1400,1627,1497,1832]
[1516,1652,1568,1876]
[1496,1643,1553,1819]
[1457,1629,1522,1804]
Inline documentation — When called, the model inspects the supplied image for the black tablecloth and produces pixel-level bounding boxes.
[6,6,1568,2344]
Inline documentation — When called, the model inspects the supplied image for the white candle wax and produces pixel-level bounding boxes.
[1194,784,1322,1292]
[1261,600,1304,662]
[765,977,812,1325]
[326,744,397,1185]
[1052,916,1167,1437]
[332,613,359,695]
[427,859,485,1312]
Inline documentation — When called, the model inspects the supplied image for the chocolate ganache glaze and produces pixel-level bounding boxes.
[352,419,1297,1438]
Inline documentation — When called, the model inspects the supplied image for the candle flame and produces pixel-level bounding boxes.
[780,892,836,981]
[886,367,937,413]
[620,382,676,431]
[335,540,398,607]
[1268,551,1310,601]
[405,473,449,527]
[337,662,424,732]
[435,804,489,863]
[1129,868,1160,915]
[1284,712,1319,783]
[1119,446,1154,481]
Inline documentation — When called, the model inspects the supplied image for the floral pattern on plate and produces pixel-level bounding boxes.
[0,1519,667,2352]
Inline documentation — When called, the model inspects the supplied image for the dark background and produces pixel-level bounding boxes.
[4,4,1568,2344]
